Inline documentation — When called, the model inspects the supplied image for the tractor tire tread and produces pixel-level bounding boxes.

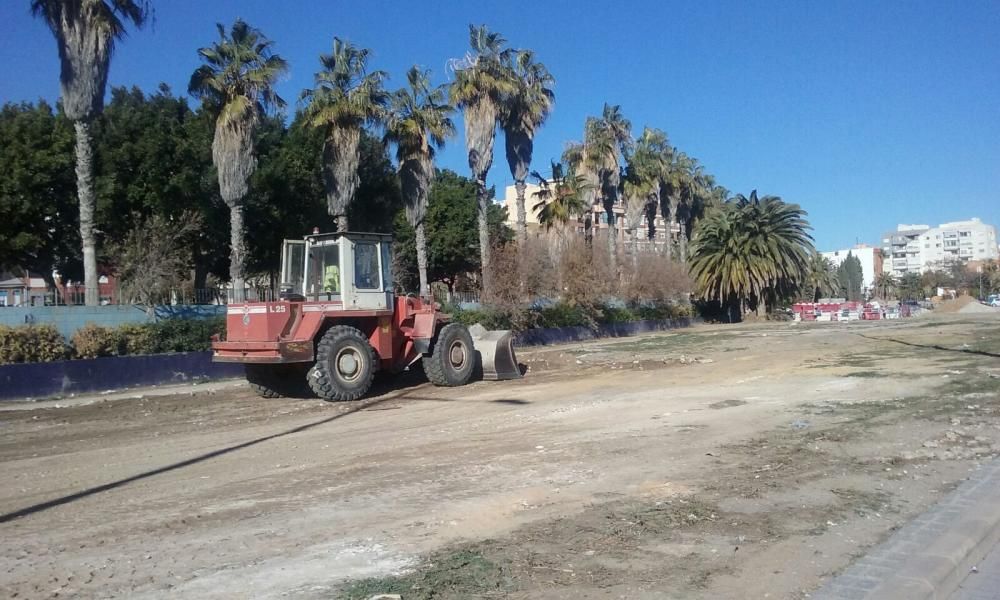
[308,325,376,402]
[249,382,281,399]
[246,364,312,399]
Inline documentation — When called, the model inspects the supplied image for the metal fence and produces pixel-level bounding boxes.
[8,285,481,307]
[7,286,278,307]
[432,289,481,306]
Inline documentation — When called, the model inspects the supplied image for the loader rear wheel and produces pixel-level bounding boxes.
[245,364,312,399]
[425,323,475,387]
[308,326,376,401]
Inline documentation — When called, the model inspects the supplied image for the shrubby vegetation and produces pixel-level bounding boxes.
[0,324,68,364]
[446,234,693,332]
[0,318,226,365]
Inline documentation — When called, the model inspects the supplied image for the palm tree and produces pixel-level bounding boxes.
[449,24,516,298]
[805,252,839,302]
[384,66,455,299]
[530,161,591,237]
[561,133,600,247]
[874,271,897,300]
[500,50,555,243]
[689,190,813,321]
[660,150,693,261]
[592,104,632,278]
[623,127,671,261]
[301,38,389,232]
[32,0,152,306]
[676,159,708,262]
[189,20,288,300]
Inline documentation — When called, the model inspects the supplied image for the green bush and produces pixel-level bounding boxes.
[116,323,157,355]
[148,317,226,353]
[451,307,514,331]
[600,306,638,324]
[634,303,691,321]
[537,303,591,328]
[0,317,226,364]
[72,323,120,359]
[0,324,68,364]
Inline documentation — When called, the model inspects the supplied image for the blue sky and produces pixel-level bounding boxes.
[2,0,998,251]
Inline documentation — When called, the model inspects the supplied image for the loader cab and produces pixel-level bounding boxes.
[280,232,393,311]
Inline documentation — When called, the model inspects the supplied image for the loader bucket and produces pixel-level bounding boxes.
[469,326,522,381]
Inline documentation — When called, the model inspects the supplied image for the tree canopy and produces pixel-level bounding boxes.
[836,253,864,301]
[689,190,813,319]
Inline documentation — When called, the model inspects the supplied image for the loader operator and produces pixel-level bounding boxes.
[324,263,340,294]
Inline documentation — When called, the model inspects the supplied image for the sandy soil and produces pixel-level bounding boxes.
[2,314,999,599]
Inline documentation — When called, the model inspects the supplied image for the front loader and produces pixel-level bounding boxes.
[211,231,522,401]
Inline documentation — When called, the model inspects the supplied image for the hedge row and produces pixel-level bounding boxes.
[0,317,226,365]
[449,301,693,332]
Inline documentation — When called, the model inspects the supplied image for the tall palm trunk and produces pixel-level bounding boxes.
[324,127,361,233]
[604,199,617,280]
[74,120,99,306]
[505,128,532,244]
[679,220,688,262]
[229,203,247,302]
[415,222,429,300]
[476,180,492,298]
[664,197,677,260]
[465,98,497,299]
[212,112,257,301]
[627,227,638,269]
[515,180,527,242]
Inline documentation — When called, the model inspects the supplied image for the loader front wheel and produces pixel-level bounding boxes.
[425,323,475,387]
[308,326,376,401]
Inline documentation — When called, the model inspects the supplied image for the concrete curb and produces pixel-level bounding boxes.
[812,456,1000,600]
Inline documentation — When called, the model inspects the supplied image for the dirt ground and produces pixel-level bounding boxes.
[2,314,1000,599]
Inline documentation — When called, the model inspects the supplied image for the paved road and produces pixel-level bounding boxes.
[813,455,1000,600]
[951,540,1000,600]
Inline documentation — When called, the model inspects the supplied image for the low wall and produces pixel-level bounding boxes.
[0,352,243,401]
[0,304,226,340]
[0,305,153,339]
[154,305,227,320]
[515,317,697,346]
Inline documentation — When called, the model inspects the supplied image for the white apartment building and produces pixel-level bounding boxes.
[821,245,883,294]
[881,218,998,276]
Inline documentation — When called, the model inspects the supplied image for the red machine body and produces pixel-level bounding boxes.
[212,295,446,373]
[208,231,519,402]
